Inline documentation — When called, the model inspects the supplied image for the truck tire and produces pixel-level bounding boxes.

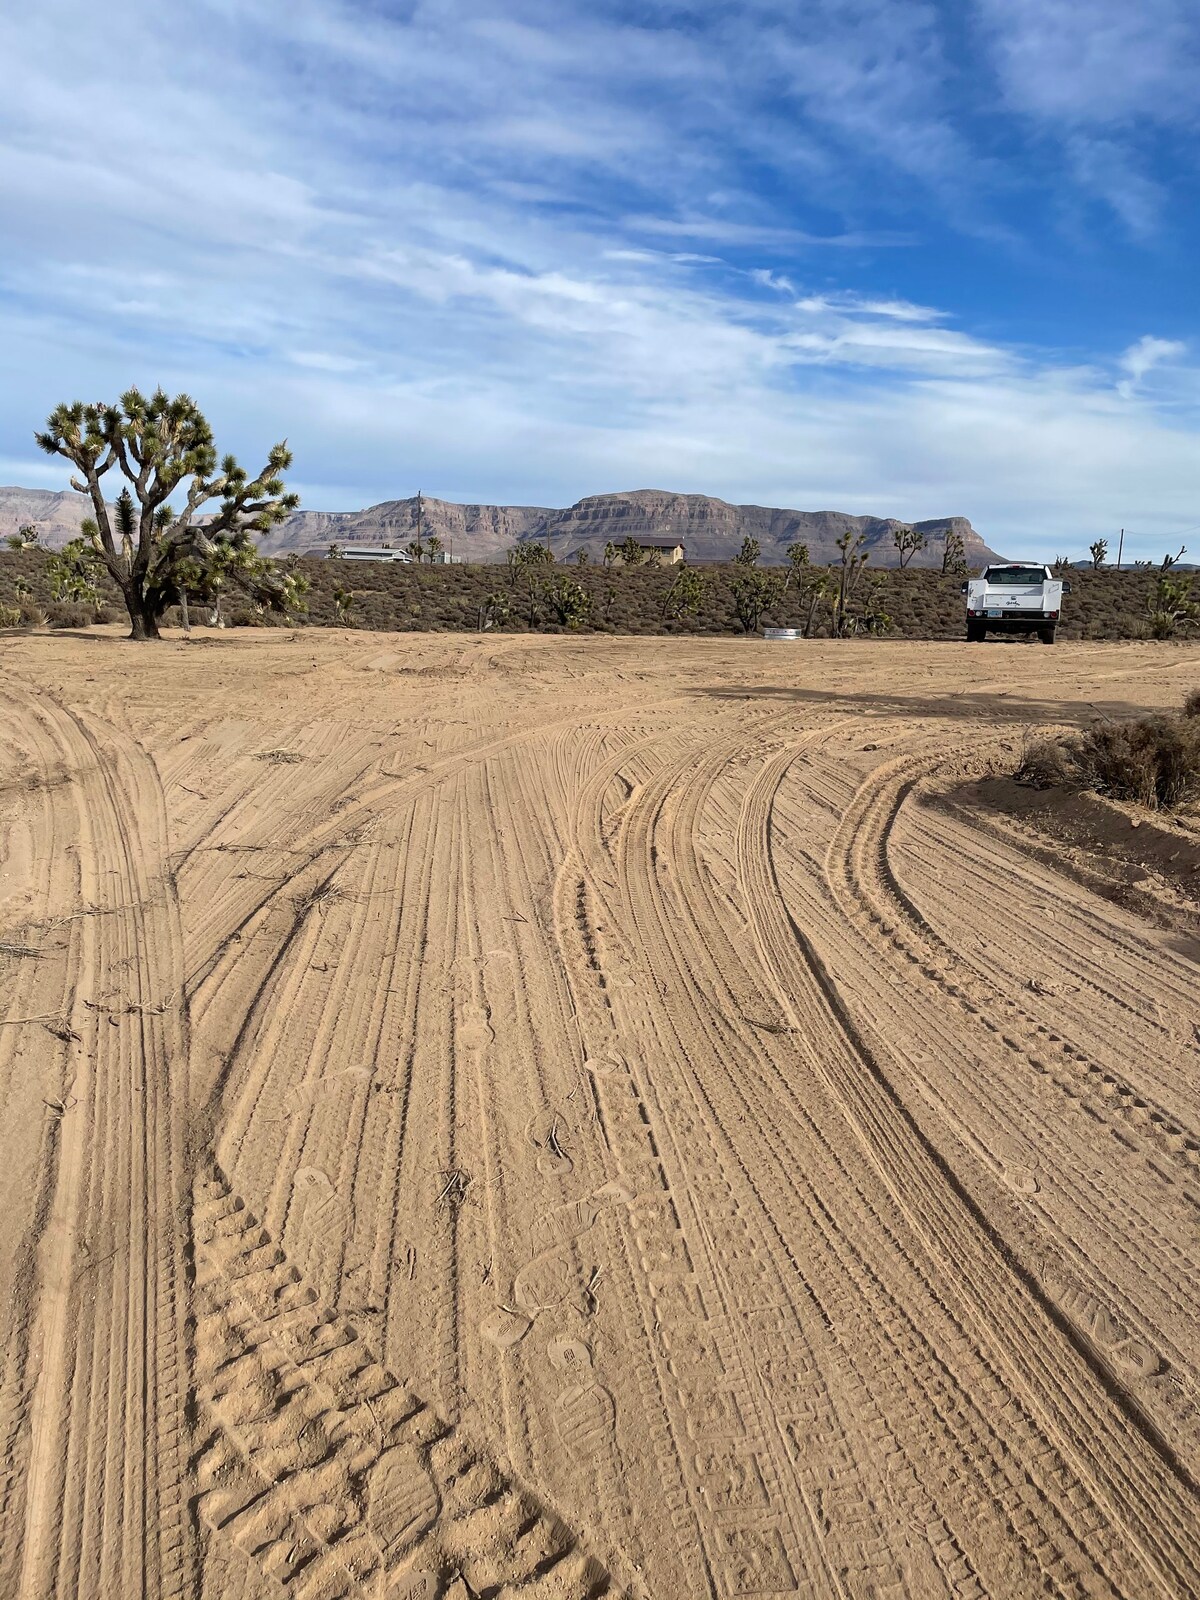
[966,621,985,642]
[1038,626,1056,645]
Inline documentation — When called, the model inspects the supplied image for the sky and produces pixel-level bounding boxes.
[2,0,1199,560]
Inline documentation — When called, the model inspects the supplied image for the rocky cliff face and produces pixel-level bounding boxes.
[0,486,97,548]
[260,497,553,561]
[1,484,1000,567]
[530,491,995,567]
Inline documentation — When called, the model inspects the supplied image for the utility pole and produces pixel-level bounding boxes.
[416,489,423,556]
[1116,527,1124,570]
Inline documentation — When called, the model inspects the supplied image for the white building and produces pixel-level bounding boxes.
[337,546,412,563]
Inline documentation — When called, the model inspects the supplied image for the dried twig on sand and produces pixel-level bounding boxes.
[436,1168,471,1207]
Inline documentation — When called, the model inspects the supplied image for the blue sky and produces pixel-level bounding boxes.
[2,0,1199,559]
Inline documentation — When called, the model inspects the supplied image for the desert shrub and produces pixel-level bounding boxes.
[46,600,96,629]
[1014,737,1075,790]
[0,603,21,628]
[1183,688,1200,719]
[1074,715,1200,809]
[1019,706,1200,810]
[19,600,46,626]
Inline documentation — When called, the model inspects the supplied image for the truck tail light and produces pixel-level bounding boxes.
[967,608,977,617]
[1049,610,1059,620]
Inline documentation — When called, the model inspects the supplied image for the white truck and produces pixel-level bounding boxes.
[962,563,1070,644]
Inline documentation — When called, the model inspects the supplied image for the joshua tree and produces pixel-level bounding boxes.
[735,536,760,567]
[506,540,554,588]
[477,590,511,631]
[406,538,425,564]
[333,585,357,625]
[5,523,40,551]
[34,388,302,639]
[783,541,809,589]
[544,574,594,628]
[730,569,784,634]
[602,541,617,569]
[503,541,555,621]
[940,530,968,576]
[575,546,591,566]
[1146,571,1199,639]
[893,524,926,569]
[801,571,834,638]
[1089,539,1108,569]
[618,535,644,567]
[327,542,344,560]
[426,534,444,563]
[662,564,707,622]
[848,576,893,636]
[832,529,869,635]
[47,537,104,607]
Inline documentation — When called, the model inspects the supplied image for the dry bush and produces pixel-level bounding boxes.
[0,603,21,628]
[1019,702,1200,811]
[1014,737,1075,789]
[46,600,96,629]
[1074,715,1200,810]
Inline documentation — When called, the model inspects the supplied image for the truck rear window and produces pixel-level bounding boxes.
[983,567,1047,585]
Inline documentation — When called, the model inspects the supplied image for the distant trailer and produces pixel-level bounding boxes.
[762,627,803,640]
[339,547,413,563]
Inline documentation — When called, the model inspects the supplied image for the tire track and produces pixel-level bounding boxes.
[4,686,195,1600]
[739,734,1200,1599]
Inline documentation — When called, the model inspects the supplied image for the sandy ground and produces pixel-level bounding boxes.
[1,628,1198,1600]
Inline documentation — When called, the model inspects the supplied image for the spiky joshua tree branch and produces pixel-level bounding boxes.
[35,387,301,639]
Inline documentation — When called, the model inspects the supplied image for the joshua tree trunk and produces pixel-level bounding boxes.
[124,587,162,641]
[179,588,191,635]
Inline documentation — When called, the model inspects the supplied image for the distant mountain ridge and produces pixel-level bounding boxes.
[0,484,1001,567]
[270,489,1000,567]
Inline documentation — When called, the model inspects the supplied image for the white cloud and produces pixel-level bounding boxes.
[1117,335,1186,397]
[973,0,1200,126]
[0,0,1198,567]
[972,0,1200,234]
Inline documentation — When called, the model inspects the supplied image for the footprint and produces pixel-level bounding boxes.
[592,1178,634,1205]
[526,1108,574,1177]
[530,1198,599,1256]
[584,1050,628,1078]
[556,1381,616,1462]
[1113,1338,1162,1380]
[390,1574,438,1599]
[367,1445,440,1565]
[1003,1163,1039,1195]
[537,1148,573,1178]
[458,1004,495,1052]
[513,1252,580,1314]
[548,1335,593,1375]
[481,1306,532,1350]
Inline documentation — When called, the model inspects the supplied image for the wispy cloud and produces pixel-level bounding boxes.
[972,0,1200,234]
[973,0,1200,126]
[0,0,1197,561]
[1117,335,1186,397]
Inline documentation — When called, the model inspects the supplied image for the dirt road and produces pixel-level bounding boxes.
[0,629,1197,1600]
